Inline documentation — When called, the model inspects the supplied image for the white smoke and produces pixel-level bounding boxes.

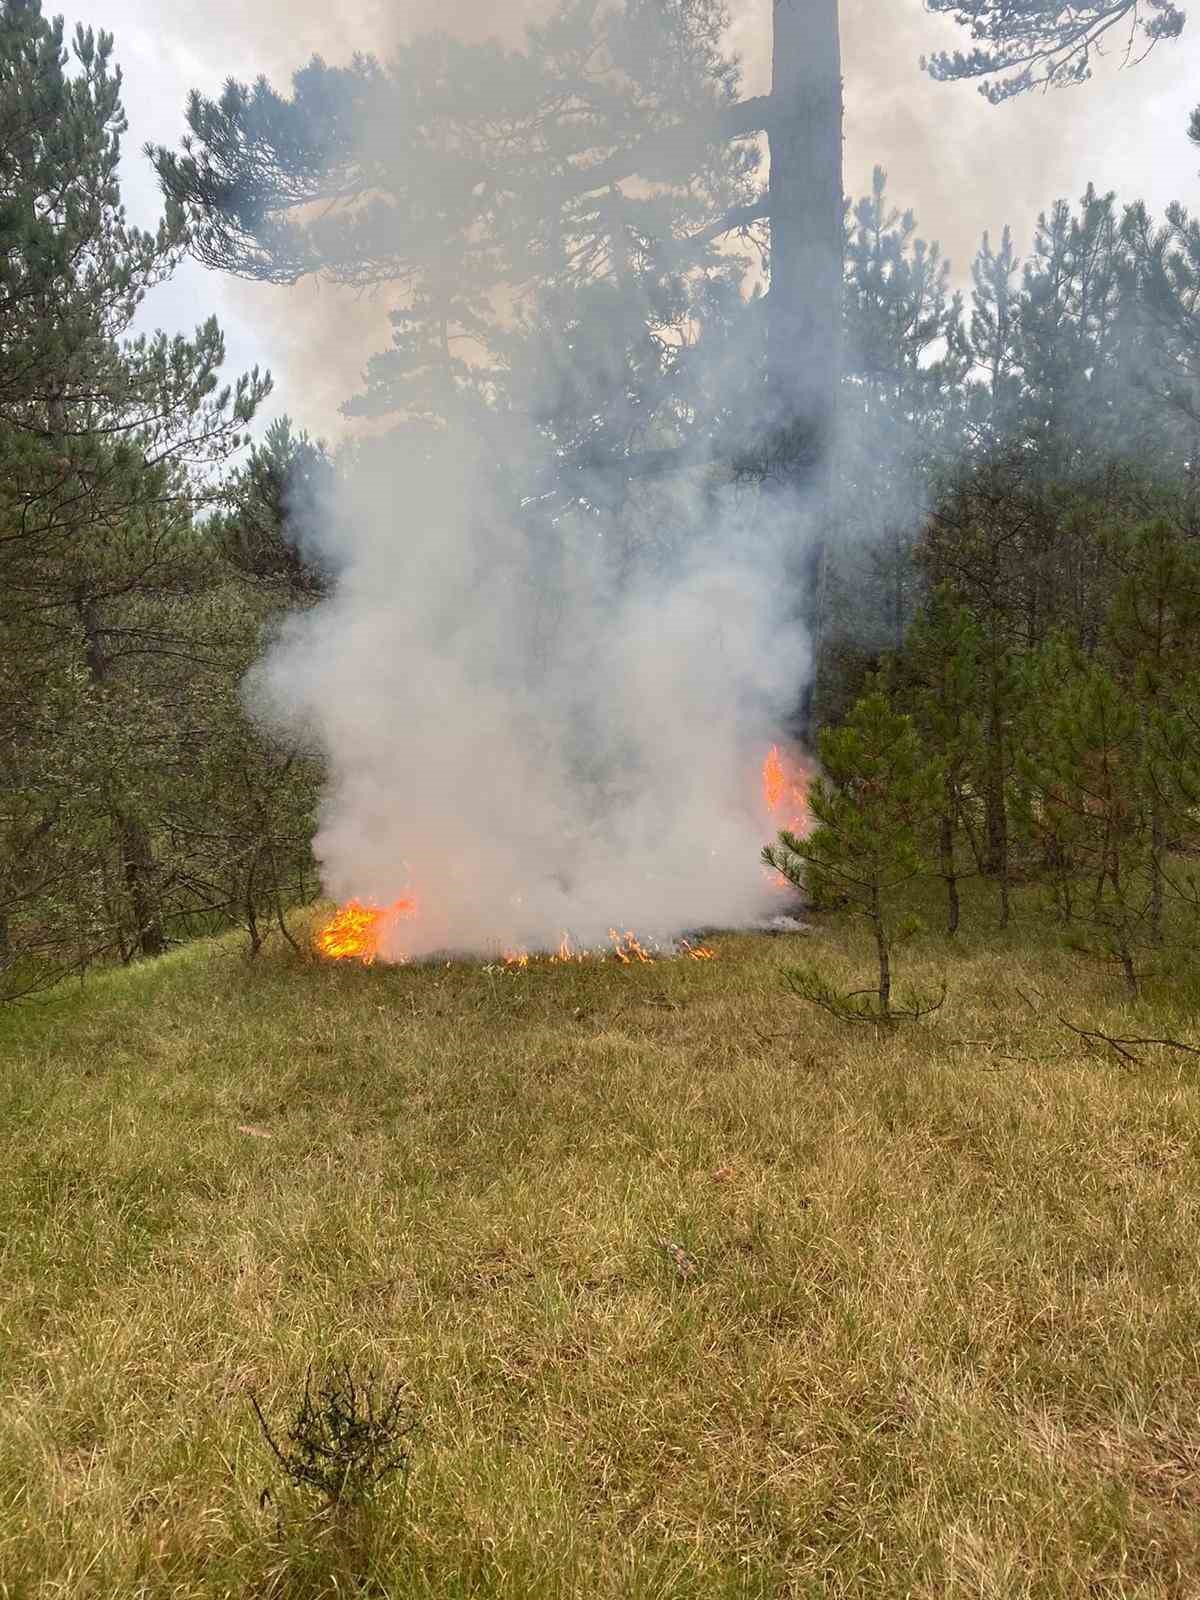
[252,420,811,960]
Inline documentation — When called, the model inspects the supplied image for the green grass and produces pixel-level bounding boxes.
[2,889,1200,1597]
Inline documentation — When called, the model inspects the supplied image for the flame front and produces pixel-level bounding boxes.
[314,897,416,964]
[312,752,799,966]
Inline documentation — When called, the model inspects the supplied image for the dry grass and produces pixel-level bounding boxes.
[2,886,1200,1597]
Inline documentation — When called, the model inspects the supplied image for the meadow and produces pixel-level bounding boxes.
[2,890,1200,1597]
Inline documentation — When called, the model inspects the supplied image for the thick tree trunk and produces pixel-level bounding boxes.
[118,811,167,960]
[768,0,844,482]
[768,0,844,740]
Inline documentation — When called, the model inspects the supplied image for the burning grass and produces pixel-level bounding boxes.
[314,897,417,964]
[315,916,718,970]
[311,745,800,972]
[3,879,1200,1595]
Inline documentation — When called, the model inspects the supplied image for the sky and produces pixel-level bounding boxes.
[53,0,1200,440]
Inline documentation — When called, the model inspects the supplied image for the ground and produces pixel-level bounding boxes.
[2,888,1200,1597]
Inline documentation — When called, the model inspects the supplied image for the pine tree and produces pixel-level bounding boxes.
[923,1,1185,100]
[763,690,941,1021]
[211,417,334,597]
[967,226,1021,443]
[0,0,269,978]
[814,173,970,722]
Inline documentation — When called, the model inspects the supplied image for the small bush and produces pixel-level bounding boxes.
[251,1363,419,1511]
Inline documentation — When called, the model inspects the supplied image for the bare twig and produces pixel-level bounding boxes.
[1056,1015,1200,1065]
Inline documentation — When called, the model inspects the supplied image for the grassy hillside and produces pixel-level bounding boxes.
[2,894,1200,1598]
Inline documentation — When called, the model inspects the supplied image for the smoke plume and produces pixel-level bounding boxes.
[222,0,1194,959]
[255,429,810,959]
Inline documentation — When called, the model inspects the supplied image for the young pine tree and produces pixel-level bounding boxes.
[763,690,941,1021]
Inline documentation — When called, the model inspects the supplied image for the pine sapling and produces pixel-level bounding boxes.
[764,690,942,1022]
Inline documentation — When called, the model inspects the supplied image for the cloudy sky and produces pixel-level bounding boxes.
[53,0,1200,439]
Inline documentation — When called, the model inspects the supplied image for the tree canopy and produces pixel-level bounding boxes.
[923,0,1186,100]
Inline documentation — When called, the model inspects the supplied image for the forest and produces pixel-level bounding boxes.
[4,0,1200,1004]
[10,2,1200,1593]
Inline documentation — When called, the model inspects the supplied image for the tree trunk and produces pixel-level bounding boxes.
[873,919,891,1017]
[768,0,844,741]
[119,811,167,960]
[869,886,891,1017]
[1149,792,1165,944]
[768,0,844,481]
[940,805,960,936]
[76,591,167,961]
[982,645,1010,926]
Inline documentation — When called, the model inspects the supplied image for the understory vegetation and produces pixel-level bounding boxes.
[2,890,1200,1596]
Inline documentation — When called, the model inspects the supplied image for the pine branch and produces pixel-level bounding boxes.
[1056,1015,1200,1064]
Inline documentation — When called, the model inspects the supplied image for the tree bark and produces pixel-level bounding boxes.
[767,0,844,740]
[870,887,891,1017]
[118,811,167,960]
[767,0,844,485]
[940,806,960,936]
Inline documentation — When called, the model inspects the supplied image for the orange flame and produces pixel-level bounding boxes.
[762,744,787,814]
[314,897,416,964]
[550,931,587,964]
[762,744,810,833]
[762,743,811,892]
[609,928,654,964]
[320,903,721,967]
[679,939,716,960]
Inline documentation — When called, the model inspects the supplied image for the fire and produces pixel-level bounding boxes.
[314,897,416,964]
[497,929,715,965]
[762,743,810,833]
[679,939,716,960]
[762,744,788,814]
[310,745,807,968]
[609,928,654,964]
[762,742,811,892]
[552,931,587,964]
[317,906,717,968]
